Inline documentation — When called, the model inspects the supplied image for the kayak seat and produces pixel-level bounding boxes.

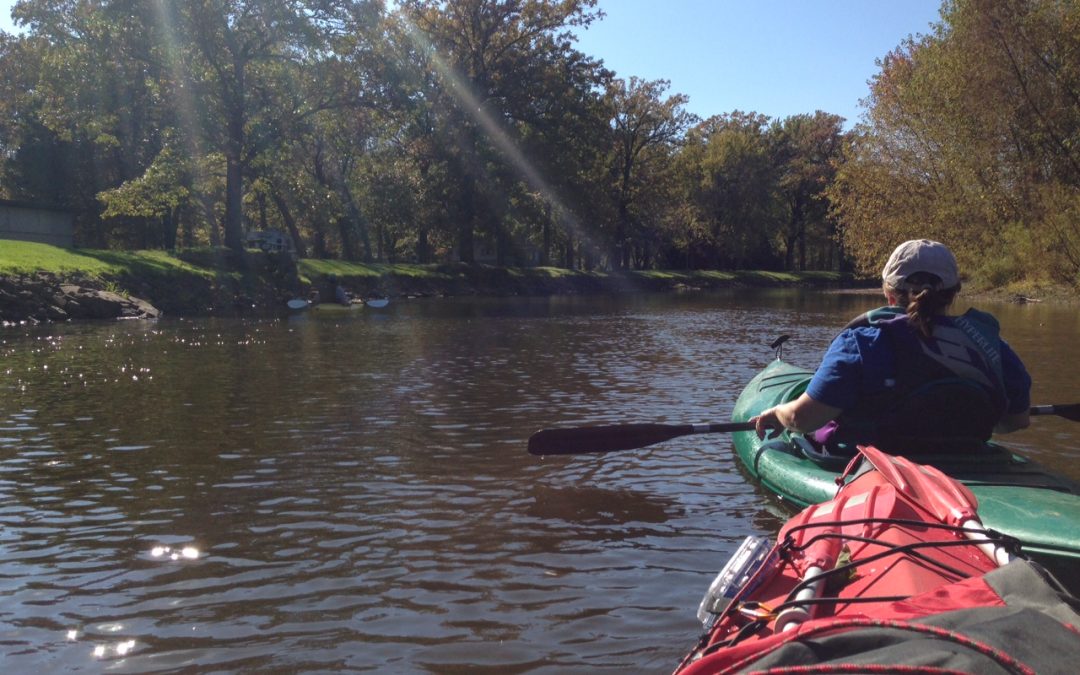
[809,437,1016,472]
[757,438,803,459]
[757,435,854,471]
[753,438,806,475]
[793,435,853,470]
[794,433,1014,471]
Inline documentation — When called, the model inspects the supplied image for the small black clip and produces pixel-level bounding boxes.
[770,335,791,361]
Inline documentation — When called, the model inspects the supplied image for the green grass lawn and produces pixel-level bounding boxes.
[297,259,452,281]
[2,239,846,287]
[0,240,211,277]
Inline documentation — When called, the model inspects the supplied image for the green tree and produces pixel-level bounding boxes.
[679,112,781,268]
[398,0,604,264]
[771,112,845,271]
[833,0,1080,284]
[1,0,174,245]
[169,0,358,252]
[1,0,375,252]
[97,139,192,248]
[604,77,695,269]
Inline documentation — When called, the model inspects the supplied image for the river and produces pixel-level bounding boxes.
[1,289,1078,672]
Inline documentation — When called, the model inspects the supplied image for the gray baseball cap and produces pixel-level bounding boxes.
[881,239,959,290]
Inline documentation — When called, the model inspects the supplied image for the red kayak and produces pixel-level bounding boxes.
[676,445,1080,674]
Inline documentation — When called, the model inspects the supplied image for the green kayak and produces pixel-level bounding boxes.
[731,359,1080,568]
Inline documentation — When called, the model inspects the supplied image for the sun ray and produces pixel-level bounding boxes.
[150,0,216,245]
[399,15,602,263]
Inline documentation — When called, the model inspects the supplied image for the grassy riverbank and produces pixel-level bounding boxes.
[2,239,850,319]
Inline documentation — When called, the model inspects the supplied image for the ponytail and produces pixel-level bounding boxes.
[887,274,960,339]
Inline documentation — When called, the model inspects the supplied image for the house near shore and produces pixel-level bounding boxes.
[468,239,543,266]
[0,199,75,248]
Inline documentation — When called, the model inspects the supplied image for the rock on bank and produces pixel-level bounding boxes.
[0,274,160,324]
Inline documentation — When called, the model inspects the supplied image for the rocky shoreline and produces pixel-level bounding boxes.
[1,251,303,325]
[1,274,161,324]
[5,260,1062,326]
[0,261,849,325]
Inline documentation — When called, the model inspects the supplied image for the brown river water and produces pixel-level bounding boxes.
[1,289,1078,673]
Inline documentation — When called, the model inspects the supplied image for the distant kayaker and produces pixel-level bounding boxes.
[324,274,350,306]
[751,239,1032,453]
[335,283,350,306]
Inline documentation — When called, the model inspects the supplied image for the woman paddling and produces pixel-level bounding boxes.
[752,239,1032,454]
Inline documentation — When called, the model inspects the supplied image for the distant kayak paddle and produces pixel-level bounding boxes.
[528,404,1080,456]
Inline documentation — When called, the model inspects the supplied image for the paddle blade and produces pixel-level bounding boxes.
[528,423,693,456]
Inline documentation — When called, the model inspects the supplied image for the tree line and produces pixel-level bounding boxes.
[1,0,1077,283]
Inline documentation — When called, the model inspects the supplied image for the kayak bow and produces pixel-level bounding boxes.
[676,445,1080,674]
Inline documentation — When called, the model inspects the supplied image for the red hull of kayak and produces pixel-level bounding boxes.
[676,446,1006,674]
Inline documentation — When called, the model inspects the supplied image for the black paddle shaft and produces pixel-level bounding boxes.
[527,403,1080,457]
[527,422,756,456]
[1030,404,1080,422]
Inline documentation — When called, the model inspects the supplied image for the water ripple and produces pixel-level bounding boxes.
[0,292,1075,671]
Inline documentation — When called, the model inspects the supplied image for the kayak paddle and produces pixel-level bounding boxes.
[1030,404,1080,422]
[527,422,755,456]
[529,403,1080,456]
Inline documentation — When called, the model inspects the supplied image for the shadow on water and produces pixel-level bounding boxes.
[525,484,680,525]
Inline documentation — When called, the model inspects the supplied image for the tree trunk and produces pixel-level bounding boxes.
[311,230,327,258]
[198,192,221,246]
[341,184,373,261]
[615,200,630,270]
[495,218,508,266]
[257,191,268,230]
[268,184,307,258]
[416,225,431,263]
[541,219,551,267]
[180,204,195,249]
[458,174,476,263]
[163,206,179,250]
[224,153,244,252]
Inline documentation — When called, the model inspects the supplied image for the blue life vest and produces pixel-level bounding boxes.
[822,308,1007,453]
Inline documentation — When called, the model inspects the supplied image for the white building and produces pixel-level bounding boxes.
[0,199,75,247]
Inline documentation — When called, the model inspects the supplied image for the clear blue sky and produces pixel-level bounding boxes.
[1,0,943,128]
[0,1,16,34]
[575,0,943,127]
